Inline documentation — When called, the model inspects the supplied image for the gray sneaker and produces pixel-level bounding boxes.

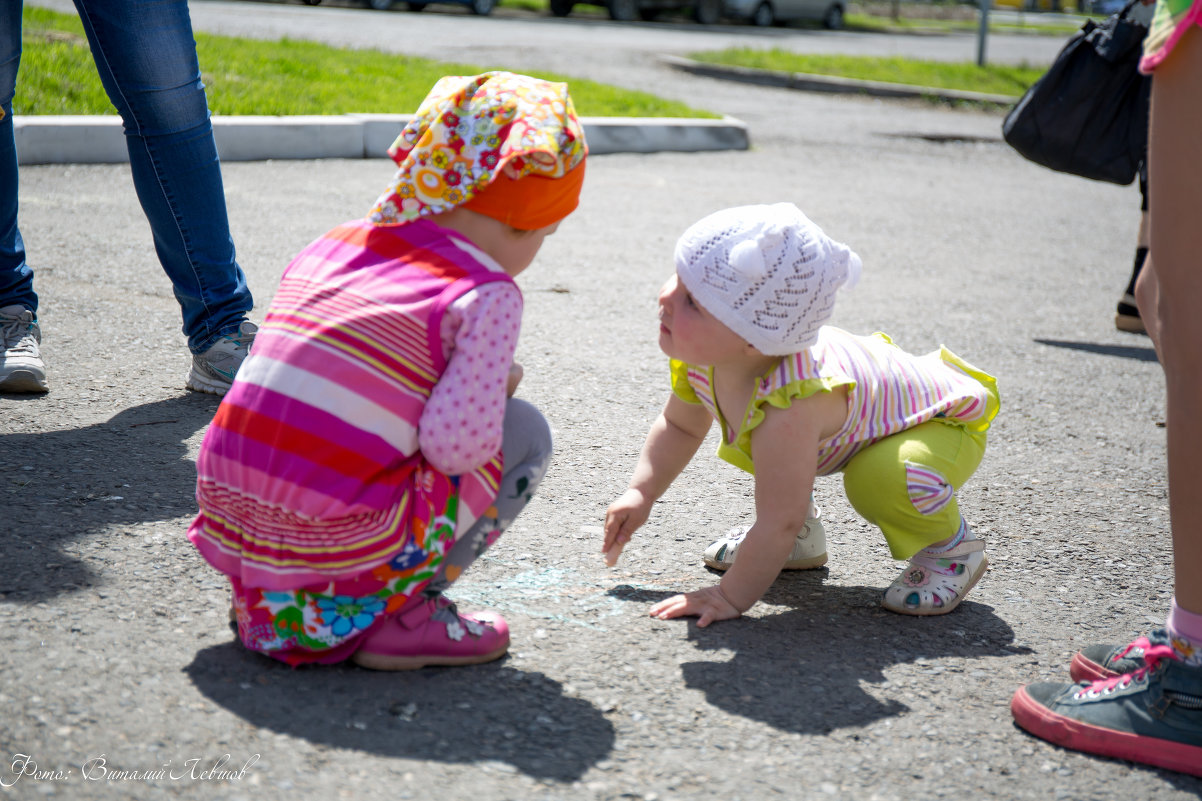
[186,320,257,396]
[0,304,48,393]
[1071,640,1149,683]
[1012,630,1202,777]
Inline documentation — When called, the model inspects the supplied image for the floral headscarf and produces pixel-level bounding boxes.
[368,71,588,225]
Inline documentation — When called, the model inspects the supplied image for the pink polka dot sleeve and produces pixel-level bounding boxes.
[418,282,522,475]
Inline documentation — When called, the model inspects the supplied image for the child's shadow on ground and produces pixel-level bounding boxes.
[0,395,220,600]
[185,643,615,782]
[611,572,1029,734]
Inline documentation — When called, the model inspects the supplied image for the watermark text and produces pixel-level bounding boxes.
[2,753,260,787]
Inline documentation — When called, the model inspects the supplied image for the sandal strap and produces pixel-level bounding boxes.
[395,594,438,628]
[934,538,986,558]
[722,525,751,544]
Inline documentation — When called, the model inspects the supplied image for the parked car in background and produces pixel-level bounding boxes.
[398,0,498,13]
[991,0,1064,10]
[550,0,722,22]
[723,0,845,26]
[307,0,498,14]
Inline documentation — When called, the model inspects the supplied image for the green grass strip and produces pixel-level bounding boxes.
[843,11,1083,35]
[689,47,1044,97]
[16,6,716,118]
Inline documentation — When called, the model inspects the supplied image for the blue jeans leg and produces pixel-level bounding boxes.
[73,0,252,353]
[0,0,36,314]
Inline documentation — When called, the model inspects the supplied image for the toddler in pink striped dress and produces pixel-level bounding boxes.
[603,203,1000,625]
[187,72,586,669]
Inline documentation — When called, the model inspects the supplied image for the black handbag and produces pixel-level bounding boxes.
[1002,0,1151,185]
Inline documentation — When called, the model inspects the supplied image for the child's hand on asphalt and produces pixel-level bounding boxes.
[649,584,741,628]
[603,488,652,566]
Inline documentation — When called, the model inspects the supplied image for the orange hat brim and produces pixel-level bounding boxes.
[461,161,586,230]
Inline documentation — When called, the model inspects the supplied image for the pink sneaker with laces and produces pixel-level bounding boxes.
[351,594,509,671]
[1012,630,1202,777]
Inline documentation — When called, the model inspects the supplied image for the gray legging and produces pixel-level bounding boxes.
[427,397,552,594]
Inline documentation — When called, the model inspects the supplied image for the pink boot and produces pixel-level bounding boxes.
[351,594,509,671]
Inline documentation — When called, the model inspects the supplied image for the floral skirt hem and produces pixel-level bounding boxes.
[230,530,451,667]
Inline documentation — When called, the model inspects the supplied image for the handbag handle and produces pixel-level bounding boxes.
[1118,0,1151,24]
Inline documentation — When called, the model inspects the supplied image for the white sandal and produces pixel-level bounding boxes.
[882,538,988,616]
[703,506,828,571]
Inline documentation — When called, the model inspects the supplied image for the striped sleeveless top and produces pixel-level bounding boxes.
[671,327,999,476]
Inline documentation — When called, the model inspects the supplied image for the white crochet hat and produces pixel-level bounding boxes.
[674,203,861,356]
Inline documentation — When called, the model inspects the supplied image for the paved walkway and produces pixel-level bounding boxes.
[4,17,1193,801]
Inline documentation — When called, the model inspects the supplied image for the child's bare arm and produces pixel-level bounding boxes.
[649,399,823,626]
[717,402,821,611]
[603,393,712,565]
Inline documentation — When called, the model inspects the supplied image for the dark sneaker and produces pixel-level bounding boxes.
[1012,630,1202,777]
[1071,640,1149,683]
[0,305,48,393]
[185,320,257,396]
[1115,293,1146,335]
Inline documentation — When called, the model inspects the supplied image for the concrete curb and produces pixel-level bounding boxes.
[660,54,1020,106]
[12,113,750,165]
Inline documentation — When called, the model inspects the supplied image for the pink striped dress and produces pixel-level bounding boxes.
[670,327,999,476]
[188,218,516,595]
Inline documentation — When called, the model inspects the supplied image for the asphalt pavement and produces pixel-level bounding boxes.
[3,14,1198,801]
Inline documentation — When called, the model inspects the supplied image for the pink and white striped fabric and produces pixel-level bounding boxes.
[904,462,956,516]
[672,327,998,476]
[188,218,517,591]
